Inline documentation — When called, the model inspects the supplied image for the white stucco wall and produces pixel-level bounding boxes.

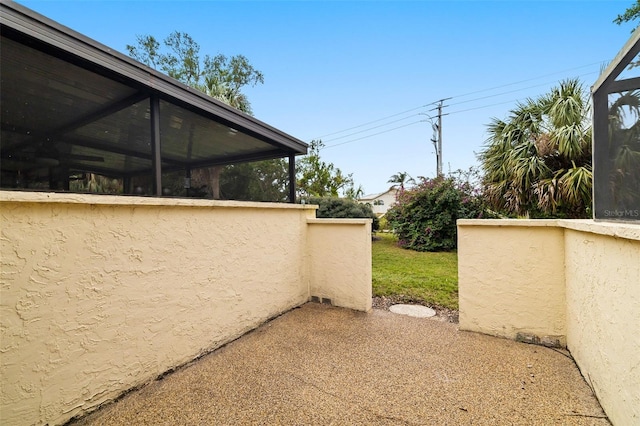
[458,221,566,346]
[0,191,373,426]
[458,219,640,425]
[307,219,372,312]
[563,223,640,426]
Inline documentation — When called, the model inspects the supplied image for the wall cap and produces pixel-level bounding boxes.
[458,219,561,227]
[0,190,317,211]
[457,218,640,241]
[559,219,640,241]
[307,218,372,225]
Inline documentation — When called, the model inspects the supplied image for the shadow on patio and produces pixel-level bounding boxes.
[70,303,608,426]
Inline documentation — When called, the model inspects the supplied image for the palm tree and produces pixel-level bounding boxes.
[479,79,592,218]
[344,184,365,200]
[388,172,415,191]
[199,77,253,115]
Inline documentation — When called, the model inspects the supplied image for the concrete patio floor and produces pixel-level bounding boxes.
[70,303,609,425]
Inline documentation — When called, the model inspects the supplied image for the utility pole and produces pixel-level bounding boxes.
[430,98,450,177]
[429,125,439,177]
[436,100,443,176]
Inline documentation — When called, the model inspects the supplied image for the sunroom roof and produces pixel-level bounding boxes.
[0,1,306,194]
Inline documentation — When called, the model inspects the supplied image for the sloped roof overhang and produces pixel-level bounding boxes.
[0,0,307,199]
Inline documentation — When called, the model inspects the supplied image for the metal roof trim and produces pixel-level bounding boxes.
[592,25,640,95]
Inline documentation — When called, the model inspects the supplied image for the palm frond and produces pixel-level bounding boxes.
[552,123,588,159]
[557,164,593,217]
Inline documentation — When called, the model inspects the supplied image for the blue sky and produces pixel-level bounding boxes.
[18,0,637,194]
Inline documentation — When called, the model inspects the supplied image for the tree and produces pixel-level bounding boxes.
[614,1,640,30]
[296,140,354,199]
[127,32,290,201]
[127,32,263,113]
[479,79,593,219]
[309,197,379,231]
[218,160,290,202]
[388,172,415,190]
[343,184,365,200]
[386,170,492,251]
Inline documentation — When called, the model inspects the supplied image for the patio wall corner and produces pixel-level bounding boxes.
[306,218,373,312]
[562,222,640,426]
[457,218,640,425]
[0,191,372,425]
[457,219,566,346]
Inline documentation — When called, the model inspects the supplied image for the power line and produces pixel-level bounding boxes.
[448,71,599,115]
[448,70,599,108]
[322,120,424,149]
[447,98,525,116]
[448,60,607,100]
[315,105,427,139]
[322,81,587,149]
[323,113,421,143]
[322,76,597,148]
[312,60,607,141]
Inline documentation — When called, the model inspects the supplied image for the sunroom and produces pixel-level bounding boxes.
[1,1,306,201]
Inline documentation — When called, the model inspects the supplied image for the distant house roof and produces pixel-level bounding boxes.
[359,187,397,202]
[0,0,307,198]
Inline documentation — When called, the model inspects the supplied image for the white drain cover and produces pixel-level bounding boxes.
[389,304,436,318]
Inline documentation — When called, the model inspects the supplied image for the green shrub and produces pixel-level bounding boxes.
[377,215,389,232]
[386,171,493,251]
[308,197,379,231]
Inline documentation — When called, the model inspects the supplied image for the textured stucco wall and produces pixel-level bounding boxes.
[458,220,566,345]
[0,191,372,426]
[564,226,640,426]
[458,218,640,425]
[307,219,372,312]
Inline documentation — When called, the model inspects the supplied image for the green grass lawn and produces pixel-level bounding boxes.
[372,233,459,310]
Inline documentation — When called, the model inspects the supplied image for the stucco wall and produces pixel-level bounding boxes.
[0,191,372,426]
[307,219,372,312]
[563,224,640,426]
[458,221,566,345]
[458,219,640,425]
